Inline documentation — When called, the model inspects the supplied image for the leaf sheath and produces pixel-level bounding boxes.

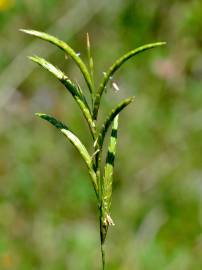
[100,115,119,243]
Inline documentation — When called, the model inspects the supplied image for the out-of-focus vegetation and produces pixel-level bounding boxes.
[0,0,202,269]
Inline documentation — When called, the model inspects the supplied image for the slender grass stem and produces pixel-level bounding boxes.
[100,216,106,270]
[101,243,105,270]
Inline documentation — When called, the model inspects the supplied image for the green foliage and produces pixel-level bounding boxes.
[28,55,95,137]
[21,28,165,269]
[35,113,98,196]
[20,29,93,94]
[1,2,202,269]
[102,115,119,229]
[93,42,166,119]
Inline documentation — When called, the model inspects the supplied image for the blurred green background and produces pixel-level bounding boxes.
[0,0,202,269]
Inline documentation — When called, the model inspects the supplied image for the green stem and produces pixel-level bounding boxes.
[100,217,105,270]
[101,243,105,270]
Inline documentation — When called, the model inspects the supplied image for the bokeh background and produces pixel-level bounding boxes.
[0,0,202,269]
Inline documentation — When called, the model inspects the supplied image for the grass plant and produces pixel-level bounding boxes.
[20,28,165,269]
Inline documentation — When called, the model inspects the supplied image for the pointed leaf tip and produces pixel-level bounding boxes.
[19,28,26,33]
[35,112,44,117]
[28,55,38,61]
[20,29,40,37]
[20,29,39,35]
[153,41,166,46]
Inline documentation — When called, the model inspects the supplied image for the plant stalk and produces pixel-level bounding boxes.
[100,216,105,270]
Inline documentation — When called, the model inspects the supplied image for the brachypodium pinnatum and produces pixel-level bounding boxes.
[20,28,165,269]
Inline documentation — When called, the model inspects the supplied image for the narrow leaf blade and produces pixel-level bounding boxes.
[29,55,67,81]
[29,55,79,98]
[30,56,95,137]
[20,29,93,94]
[93,42,166,119]
[35,113,98,196]
[98,96,134,149]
